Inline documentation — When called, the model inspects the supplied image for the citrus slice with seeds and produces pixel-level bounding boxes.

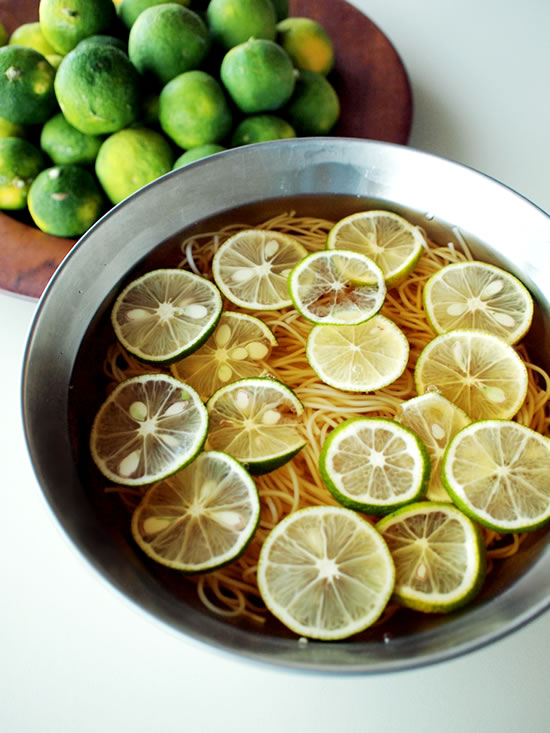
[319,417,430,514]
[257,505,395,640]
[442,420,550,533]
[414,329,528,420]
[206,377,305,474]
[90,374,208,486]
[131,450,260,572]
[211,229,307,310]
[376,501,485,613]
[306,314,409,392]
[170,311,277,400]
[395,393,472,502]
[326,210,426,287]
[111,268,223,363]
[287,249,386,324]
[423,260,534,344]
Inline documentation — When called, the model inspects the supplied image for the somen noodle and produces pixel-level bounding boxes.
[102,211,550,626]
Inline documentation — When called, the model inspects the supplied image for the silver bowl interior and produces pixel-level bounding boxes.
[22,138,550,673]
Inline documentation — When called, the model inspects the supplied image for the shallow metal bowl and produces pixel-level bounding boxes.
[22,138,550,673]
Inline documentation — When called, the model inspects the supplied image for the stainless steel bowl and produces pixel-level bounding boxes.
[22,138,550,673]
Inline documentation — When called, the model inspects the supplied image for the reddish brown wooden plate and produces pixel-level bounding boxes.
[0,0,412,298]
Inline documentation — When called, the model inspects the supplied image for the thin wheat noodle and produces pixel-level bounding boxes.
[102,211,550,626]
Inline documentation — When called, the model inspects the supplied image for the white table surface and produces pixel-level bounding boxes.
[2,1,550,730]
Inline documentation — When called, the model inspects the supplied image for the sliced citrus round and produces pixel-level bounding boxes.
[395,393,472,502]
[423,260,534,344]
[90,374,208,486]
[326,210,427,287]
[414,329,528,420]
[319,417,430,515]
[442,420,550,533]
[211,229,307,310]
[170,311,277,400]
[257,505,395,639]
[306,314,409,392]
[206,377,305,474]
[131,450,260,572]
[288,249,386,325]
[111,268,222,364]
[376,501,485,613]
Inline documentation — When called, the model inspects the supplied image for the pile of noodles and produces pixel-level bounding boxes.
[103,212,550,625]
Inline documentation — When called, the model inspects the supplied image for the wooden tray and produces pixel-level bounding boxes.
[0,0,412,298]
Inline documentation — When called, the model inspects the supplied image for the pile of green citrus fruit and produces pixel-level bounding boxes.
[0,0,340,237]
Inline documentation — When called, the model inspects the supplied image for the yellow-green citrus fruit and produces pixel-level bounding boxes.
[284,69,340,134]
[231,114,295,145]
[28,164,104,236]
[0,22,8,47]
[0,116,25,138]
[206,0,276,50]
[277,17,335,75]
[9,21,58,58]
[128,4,210,84]
[220,38,295,114]
[0,136,46,210]
[172,143,225,169]
[55,43,140,134]
[0,45,57,125]
[159,70,232,149]
[118,0,191,29]
[95,126,174,204]
[39,0,115,55]
[40,112,103,165]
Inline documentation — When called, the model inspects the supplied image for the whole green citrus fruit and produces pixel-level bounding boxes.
[128,4,210,84]
[159,70,233,149]
[55,43,140,134]
[0,45,57,125]
[28,164,104,236]
[95,126,174,204]
[220,38,295,114]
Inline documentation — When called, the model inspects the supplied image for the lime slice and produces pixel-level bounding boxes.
[206,377,305,474]
[131,451,261,572]
[376,501,485,613]
[442,420,550,532]
[287,249,386,324]
[90,374,208,486]
[170,311,277,400]
[257,505,395,639]
[423,260,534,344]
[319,417,430,514]
[395,393,472,502]
[111,268,223,363]
[306,314,409,392]
[414,329,528,420]
[211,229,307,310]
[326,210,426,287]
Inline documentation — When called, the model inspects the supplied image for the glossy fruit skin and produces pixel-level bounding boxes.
[39,0,115,55]
[95,127,174,205]
[284,70,340,135]
[28,164,104,237]
[128,4,210,84]
[220,38,295,114]
[159,70,233,149]
[0,136,46,210]
[0,45,57,125]
[54,44,140,135]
